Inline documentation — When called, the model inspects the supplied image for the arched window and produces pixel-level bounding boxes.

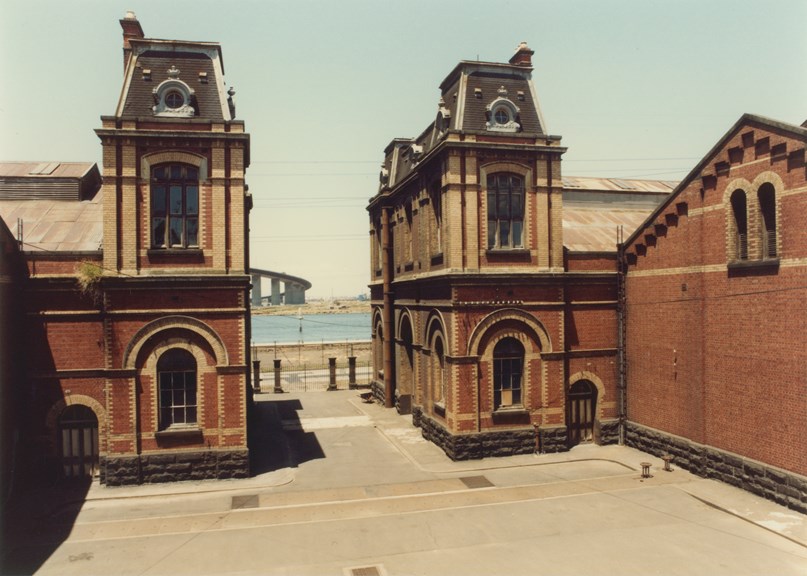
[432,335,446,406]
[493,337,524,409]
[758,183,777,259]
[730,190,748,260]
[429,181,442,255]
[151,164,199,249]
[158,349,197,429]
[487,173,524,249]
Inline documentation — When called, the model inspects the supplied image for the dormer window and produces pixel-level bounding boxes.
[152,68,195,117]
[486,97,520,133]
[165,90,184,109]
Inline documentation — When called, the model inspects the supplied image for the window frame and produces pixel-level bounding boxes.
[150,163,200,250]
[486,173,525,250]
[493,337,524,410]
[157,348,198,430]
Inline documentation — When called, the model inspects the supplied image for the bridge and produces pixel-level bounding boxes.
[249,268,312,306]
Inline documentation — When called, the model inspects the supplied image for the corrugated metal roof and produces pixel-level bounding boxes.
[561,176,674,194]
[563,205,655,252]
[0,191,103,252]
[0,162,96,179]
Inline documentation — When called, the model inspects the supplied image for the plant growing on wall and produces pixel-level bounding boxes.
[76,261,104,305]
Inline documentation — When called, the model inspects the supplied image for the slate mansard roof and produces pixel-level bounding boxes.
[380,43,551,191]
[116,38,233,121]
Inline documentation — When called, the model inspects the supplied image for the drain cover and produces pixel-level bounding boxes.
[344,564,388,576]
[460,475,494,489]
[231,494,259,509]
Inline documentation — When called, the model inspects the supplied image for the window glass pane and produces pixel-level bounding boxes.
[487,192,496,218]
[488,222,496,248]
[186,186,198,215]
[169,219,183,246]
[173,389,185,405]
[512,221,523,247]
[186,407,197,423]
[170,165,182,179]
[160,389,172,407]
[497,193,510,219]
[187,166,198,180]
[173,408,184,424]
[153,166,167,180]
[500,221,510,247]
[170,186,183,215]
[511,192,523,218]
[186,218,198,246]
[152,186,166,215]
[161,407,171,426]
[152,218,166,247]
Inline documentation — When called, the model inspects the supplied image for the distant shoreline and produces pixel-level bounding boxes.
[251,300,371,316]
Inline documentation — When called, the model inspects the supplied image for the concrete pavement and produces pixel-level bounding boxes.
[4,390,806,575]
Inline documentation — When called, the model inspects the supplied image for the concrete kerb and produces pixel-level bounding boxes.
[34,389,805,549]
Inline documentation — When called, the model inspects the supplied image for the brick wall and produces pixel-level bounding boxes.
[625,118,807,477]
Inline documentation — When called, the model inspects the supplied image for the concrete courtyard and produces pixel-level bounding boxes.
[4,390,805,575]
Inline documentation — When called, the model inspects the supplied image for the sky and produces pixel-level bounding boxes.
[1,0,805,299]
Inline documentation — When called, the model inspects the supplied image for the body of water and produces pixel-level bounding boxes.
[252,312,371,344]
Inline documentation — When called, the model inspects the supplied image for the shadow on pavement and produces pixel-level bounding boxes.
[249,396,325,476]
[1,476,91,576]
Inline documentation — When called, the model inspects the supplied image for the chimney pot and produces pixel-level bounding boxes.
[509,41,534,67]
[120,11,145,74]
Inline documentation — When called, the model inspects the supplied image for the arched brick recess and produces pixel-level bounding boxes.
[123,315,228,370]
[140,151,208,180]
[568,370,606,419]
[45,395,107,453]
[467,307,551,357]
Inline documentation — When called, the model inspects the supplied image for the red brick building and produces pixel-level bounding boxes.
[367,44,671,458]
[622,114,807,511]
[0,13,253,485]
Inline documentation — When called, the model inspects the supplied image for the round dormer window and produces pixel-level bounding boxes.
[165,91,184,109]
[494,107,511,125]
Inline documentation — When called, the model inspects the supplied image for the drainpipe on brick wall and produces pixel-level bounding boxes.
[381,206,395,408]
[616,227,627,445]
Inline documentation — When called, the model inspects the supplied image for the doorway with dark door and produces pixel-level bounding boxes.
[58,404,99,479]
[567,379,597,446]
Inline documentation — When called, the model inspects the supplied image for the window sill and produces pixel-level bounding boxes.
[485,248,531,261]
[155,426,203,441]
[728,258,779,276]
[147,248,204,262]
[491,406,530,424]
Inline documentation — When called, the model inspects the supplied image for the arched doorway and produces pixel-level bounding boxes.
[59,405,99,478]
[567,380,597,445]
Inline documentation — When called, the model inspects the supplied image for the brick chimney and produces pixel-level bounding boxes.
[509,41,534,67]
[120,11,144,73]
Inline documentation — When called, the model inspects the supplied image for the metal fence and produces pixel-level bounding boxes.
[257,359,373,393]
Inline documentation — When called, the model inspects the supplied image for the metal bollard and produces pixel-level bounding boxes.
[252,360,261,393]
[328,357,337,391]
[273,359,283,393]
[348,356,357,389]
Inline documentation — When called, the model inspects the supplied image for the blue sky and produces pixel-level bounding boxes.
[1,0,805,298]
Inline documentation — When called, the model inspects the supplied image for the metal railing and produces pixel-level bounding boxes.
[257,358,372,393]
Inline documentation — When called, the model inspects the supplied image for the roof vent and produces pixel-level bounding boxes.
[474,87,482,99]
[29,162,60,176]
[198,71,208,84]
[142,68,152,81]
